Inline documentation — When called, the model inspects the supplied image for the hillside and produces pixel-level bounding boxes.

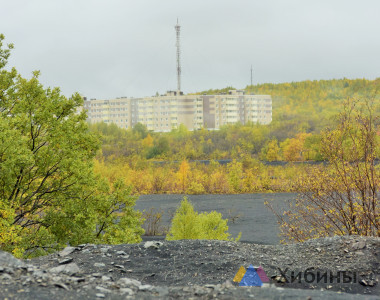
[200,78,380,137]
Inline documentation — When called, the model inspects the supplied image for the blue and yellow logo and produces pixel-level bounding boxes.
[233,265,270,286]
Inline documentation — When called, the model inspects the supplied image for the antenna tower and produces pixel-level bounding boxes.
[250,65,253,87]
[175,19,181,93]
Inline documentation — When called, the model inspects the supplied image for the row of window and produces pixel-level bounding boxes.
[91,113,129,118]
[86,102,129,107]
[138,117,178,121]
[89,108,129,112]
[140,105,178,110]
[87,104,270,113]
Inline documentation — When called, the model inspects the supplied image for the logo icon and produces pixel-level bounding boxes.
[233,265,270,286]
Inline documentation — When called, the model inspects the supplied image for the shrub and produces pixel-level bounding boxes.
[166,197,240,241]
[141,207,167,236]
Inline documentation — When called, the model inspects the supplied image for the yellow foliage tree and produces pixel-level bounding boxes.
[266,139,280,162]
[227,159,243,193]
[187,168,206,194]
[207,171,231,194]
[281,133,311,161]
[177,160,190,192]
[142,133,154,148]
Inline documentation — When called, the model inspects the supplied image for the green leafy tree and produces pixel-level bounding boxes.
[132,122,148,139]
[146,136,170,159]
[0,35,143,257]
[94,179,144,244]
[166,197,199,240]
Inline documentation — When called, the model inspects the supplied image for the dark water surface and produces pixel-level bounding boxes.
[136,193,298,245]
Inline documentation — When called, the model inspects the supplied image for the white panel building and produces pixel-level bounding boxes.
[83,90,272,131]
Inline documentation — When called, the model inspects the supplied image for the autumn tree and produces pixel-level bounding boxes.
[268,98,380,242]
[261,139,280,161]
[281,133,311,161]
[227,159,243,192]
[142,133,154,148]
[177,160,190,192]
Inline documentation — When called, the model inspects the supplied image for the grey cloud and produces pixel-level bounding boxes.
[1,0,379,99]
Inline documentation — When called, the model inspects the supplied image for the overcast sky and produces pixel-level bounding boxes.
[1,0,379,99]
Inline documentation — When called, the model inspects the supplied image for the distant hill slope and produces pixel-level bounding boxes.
[198,78,380,136]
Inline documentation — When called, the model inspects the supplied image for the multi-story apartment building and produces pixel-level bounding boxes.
[202,90,272,128]
[83,90,271,131]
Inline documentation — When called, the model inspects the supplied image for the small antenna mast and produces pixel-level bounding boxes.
[175,19,181,93]
[250,65,253,87]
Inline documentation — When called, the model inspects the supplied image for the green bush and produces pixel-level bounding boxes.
[166,197,240,241]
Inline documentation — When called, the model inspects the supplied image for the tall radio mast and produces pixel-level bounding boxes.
[175,19,181,93]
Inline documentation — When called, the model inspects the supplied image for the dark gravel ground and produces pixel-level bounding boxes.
[1,235,379,299]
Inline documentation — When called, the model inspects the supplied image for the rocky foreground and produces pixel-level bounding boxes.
[0,236,379,299]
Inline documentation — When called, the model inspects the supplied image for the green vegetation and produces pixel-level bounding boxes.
[0,35,143,257]
[89,78,379,195]
[166,197,240,241]
[94,157,307,194]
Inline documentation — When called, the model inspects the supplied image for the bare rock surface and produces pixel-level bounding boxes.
[0,235,379,299]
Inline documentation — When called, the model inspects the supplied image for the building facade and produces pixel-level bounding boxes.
[83,90,272,131]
